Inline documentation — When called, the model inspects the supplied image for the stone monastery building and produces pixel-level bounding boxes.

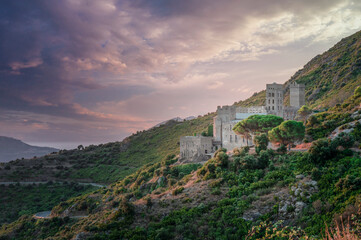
[179,82,305,161]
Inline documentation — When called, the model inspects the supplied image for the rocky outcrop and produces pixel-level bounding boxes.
[278,177,318,220]
[242,176,318,222]
[329,110,361,140]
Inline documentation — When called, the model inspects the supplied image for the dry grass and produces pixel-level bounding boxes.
[324,221,360,240]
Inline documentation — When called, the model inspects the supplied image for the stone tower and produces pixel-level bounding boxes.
[266,82,284,117]
[213,105,236,142]
[290,83,305,108]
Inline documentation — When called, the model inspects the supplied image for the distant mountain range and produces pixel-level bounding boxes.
[153,116,196,128]
[0,136,59,162]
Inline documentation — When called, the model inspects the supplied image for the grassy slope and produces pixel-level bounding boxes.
[0,114,214,184]
[235,90,266,107]
[1,30,361,240]
[239,30,361,109]
[0,182,97,225]
[286,30,361,108]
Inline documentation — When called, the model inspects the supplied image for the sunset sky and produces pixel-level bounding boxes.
[1,0,361,149]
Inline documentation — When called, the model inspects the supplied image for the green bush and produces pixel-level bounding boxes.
[254,133,269,154]
[172,187,184,195]
[308,138,336,165]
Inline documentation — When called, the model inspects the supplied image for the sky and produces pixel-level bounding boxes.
[1,0,361,149]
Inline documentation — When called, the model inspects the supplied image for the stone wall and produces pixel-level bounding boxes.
[179,136,213,160]
[283,106,299,120]
[221,120,252,151]
[290,83,305,108]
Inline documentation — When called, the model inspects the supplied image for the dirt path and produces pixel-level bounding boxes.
[33,211,88,219]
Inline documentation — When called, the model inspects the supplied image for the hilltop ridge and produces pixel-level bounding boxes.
[237,30,361,109]
[0,136,58,162]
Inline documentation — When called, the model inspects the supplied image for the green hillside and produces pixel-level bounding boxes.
[1,30,361,240]
[287,30,361,108]
[0,114,214,184]
[234,30,361,109]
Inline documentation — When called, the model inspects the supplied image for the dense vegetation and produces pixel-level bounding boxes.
[0,182,97,225]
[1,30,361,239]
[1,130,360,239]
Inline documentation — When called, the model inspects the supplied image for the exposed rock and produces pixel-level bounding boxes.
[279,203,289,215]
[295,201,306,214]
[73,232,92,240]
[242,210,262,221]
[277,177,319,220]
[157,176,165,185]
[330,118,361,140]
[296,174,304,180]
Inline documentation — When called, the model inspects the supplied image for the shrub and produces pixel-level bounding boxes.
[354,86,361,97]
[145,197,152,208]
[308,138,336,165]
[331,132,355,149]
[240,154,257,170]
[172,187,184,195]
[211,188,221,195]
[215,152,229,168]
[233,146,249,156]
[258,150,270,169]
[254,134,269,154]
[119,197,134,216]
[277,144,287,154]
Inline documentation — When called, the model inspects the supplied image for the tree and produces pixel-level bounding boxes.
[297,105,312,124]
[233,115,283,146]
[268,120,305,151]
[207,124,214,137]
[254,133,269,154]
[201,124,214,137]
[354,86,361,97]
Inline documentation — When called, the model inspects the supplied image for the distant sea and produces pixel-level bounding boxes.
[28,142,104,150]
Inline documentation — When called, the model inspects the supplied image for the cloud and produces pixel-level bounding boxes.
[1,0,361,145]
[207,81,224,90]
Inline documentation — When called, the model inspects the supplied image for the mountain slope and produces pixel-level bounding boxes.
[0,136,58,162]
[1,30,361,240]
[238,30,361,109]
[0,114,214,183]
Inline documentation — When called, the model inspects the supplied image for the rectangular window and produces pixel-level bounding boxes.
[235,135,237,142]
[230,135,232,142]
